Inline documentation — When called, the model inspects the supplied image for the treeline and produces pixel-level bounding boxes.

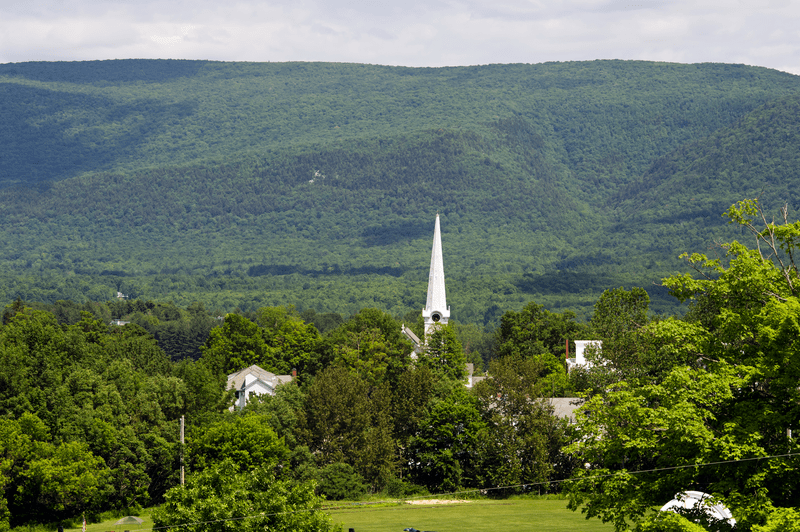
[28,299,221,362]
[2,283,634,530]
[0,268,670,326]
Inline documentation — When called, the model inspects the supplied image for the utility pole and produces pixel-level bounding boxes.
[180,415,185,485]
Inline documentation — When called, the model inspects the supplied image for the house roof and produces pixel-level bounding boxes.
[548,397,584,423]
[226,364,292,391]
[401,325,421,346]
[471,376,488,386]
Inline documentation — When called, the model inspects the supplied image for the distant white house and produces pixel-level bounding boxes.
[226,365,293,410]
[465,363,487,389]
[566,340,602,372]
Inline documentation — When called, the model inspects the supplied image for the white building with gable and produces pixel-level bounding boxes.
[226,365,294,410]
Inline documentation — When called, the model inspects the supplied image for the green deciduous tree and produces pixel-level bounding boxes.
[326,308,412,387]
[257,306,322,375]
[188,415,290,473]
[300,367,396,490]
[16,440,109,519]
[496,302,588,396]
[200,314,271,376]
[332,327,399,386]
[317,462,367,501]
[172,359,229,423]
[635,512,708,532]
[243,384,306,449]
[565,366,744,530]
[201,308,323,378]
[408,388,487,493]
[475,356,571,493]
[391,366,436,467]
[591,286,650,342]
[752,508,800,532]
[573,286,662,393]
[0,413,110,528]
[566,199,800,531]
[0,305,194,518]
[152,460,336,532]
[104,323,172,376]
[419,323,467,383]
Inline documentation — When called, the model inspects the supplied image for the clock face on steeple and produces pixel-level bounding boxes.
[431,312,441,322]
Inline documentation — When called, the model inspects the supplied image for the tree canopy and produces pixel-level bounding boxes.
[566,199,800,531]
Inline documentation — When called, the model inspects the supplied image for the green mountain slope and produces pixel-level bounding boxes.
[609,94,800,260]
[0,60,798,322]
[2,60,796,190]
[617,94,800,216]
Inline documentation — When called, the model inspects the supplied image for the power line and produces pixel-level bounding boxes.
[558,451,800,486]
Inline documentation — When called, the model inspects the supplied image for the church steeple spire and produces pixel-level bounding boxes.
[423,213,450,335]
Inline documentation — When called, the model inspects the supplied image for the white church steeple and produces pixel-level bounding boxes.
[422,214,450,336]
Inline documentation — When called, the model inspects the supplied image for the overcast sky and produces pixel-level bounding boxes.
[1,0,798,75]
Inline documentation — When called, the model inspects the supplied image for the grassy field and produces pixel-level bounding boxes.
[57,498,612,532]
[64,511,153,532]
[326,498,614,532]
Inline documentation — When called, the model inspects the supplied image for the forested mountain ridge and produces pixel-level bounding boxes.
[2,60,796,191]
[608,93,800,262]
[1,60,799,321]
[616,93,800,218]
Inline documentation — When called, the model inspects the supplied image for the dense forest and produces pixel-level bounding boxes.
[1,60,799,322]
[0,289,589,530]
[3,196,800,532]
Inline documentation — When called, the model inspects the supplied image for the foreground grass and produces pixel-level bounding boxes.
[326,498,614,532]
[46,498,612,532]
[60,510,152,532]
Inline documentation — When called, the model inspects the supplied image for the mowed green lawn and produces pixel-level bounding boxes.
[65,498,612,532]
[67,511,153,532]
[326,498,614,532]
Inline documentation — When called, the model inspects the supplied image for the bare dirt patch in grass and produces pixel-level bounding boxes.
[406,499,471,505]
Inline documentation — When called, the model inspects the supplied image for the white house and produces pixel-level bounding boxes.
[566,340,603,372]
[465,363,488,389]
[226,365,293,410]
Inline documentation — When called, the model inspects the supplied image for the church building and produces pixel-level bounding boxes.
[402,214,450,353]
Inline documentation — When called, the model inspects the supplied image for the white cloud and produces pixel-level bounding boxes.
[0,0,797,75]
